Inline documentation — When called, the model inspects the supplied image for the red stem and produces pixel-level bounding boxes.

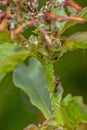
[40,29,53,46]
[14,19,39,35]
[44,12,86,23]
[64,0,82,12]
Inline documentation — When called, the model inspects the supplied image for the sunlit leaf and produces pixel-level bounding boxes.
[61,7,87,34]
[42,61,64,126]
[13,57,52,119]
[0,42,29,76]
[59,32,87,57]
[0,30,24,43]
[0,29,31,77]
[51,7,67,32]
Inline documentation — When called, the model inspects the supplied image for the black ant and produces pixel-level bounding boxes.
[53,76,60,93]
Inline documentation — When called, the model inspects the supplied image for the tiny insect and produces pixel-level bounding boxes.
[53,77,60,93]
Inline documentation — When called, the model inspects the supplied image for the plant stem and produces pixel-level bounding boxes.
[41,59,64,127]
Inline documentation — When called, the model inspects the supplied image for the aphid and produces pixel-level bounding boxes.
[27,1,34,12]
[51,21,59,37]
[0,0,86,40]
[64,7,71,16]
[53,77,60,93]
[42,0,55,13]
[32,0,39,9]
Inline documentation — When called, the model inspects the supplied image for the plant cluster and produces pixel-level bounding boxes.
[0,0,87,130]
[0,0,85,41]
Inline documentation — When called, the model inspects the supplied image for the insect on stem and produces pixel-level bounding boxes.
[53,77,61,93]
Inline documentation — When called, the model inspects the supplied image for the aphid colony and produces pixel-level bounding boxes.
[0,0,85,46]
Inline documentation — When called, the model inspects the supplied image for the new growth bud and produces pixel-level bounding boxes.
[0,0,86,41]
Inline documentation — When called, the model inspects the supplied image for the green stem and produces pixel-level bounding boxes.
[41,59,64,127]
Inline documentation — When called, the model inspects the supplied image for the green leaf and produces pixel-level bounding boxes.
[59,32,87,57]
[13,57,52,119]
[51,6,67,32]
[52,84,64,127]
[67,6,76,16]
[61,7,87,34]
[61,94,87,129]
[42,61,64,126]
[0,30,24,43]
[0,42,29,76]
[0,30,31,77]
[0,73,40,130]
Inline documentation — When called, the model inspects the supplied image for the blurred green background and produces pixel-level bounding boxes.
[54,49,87,103]
[0,0,87,130]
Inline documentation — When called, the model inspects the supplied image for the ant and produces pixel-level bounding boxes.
[53,76,61,93]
